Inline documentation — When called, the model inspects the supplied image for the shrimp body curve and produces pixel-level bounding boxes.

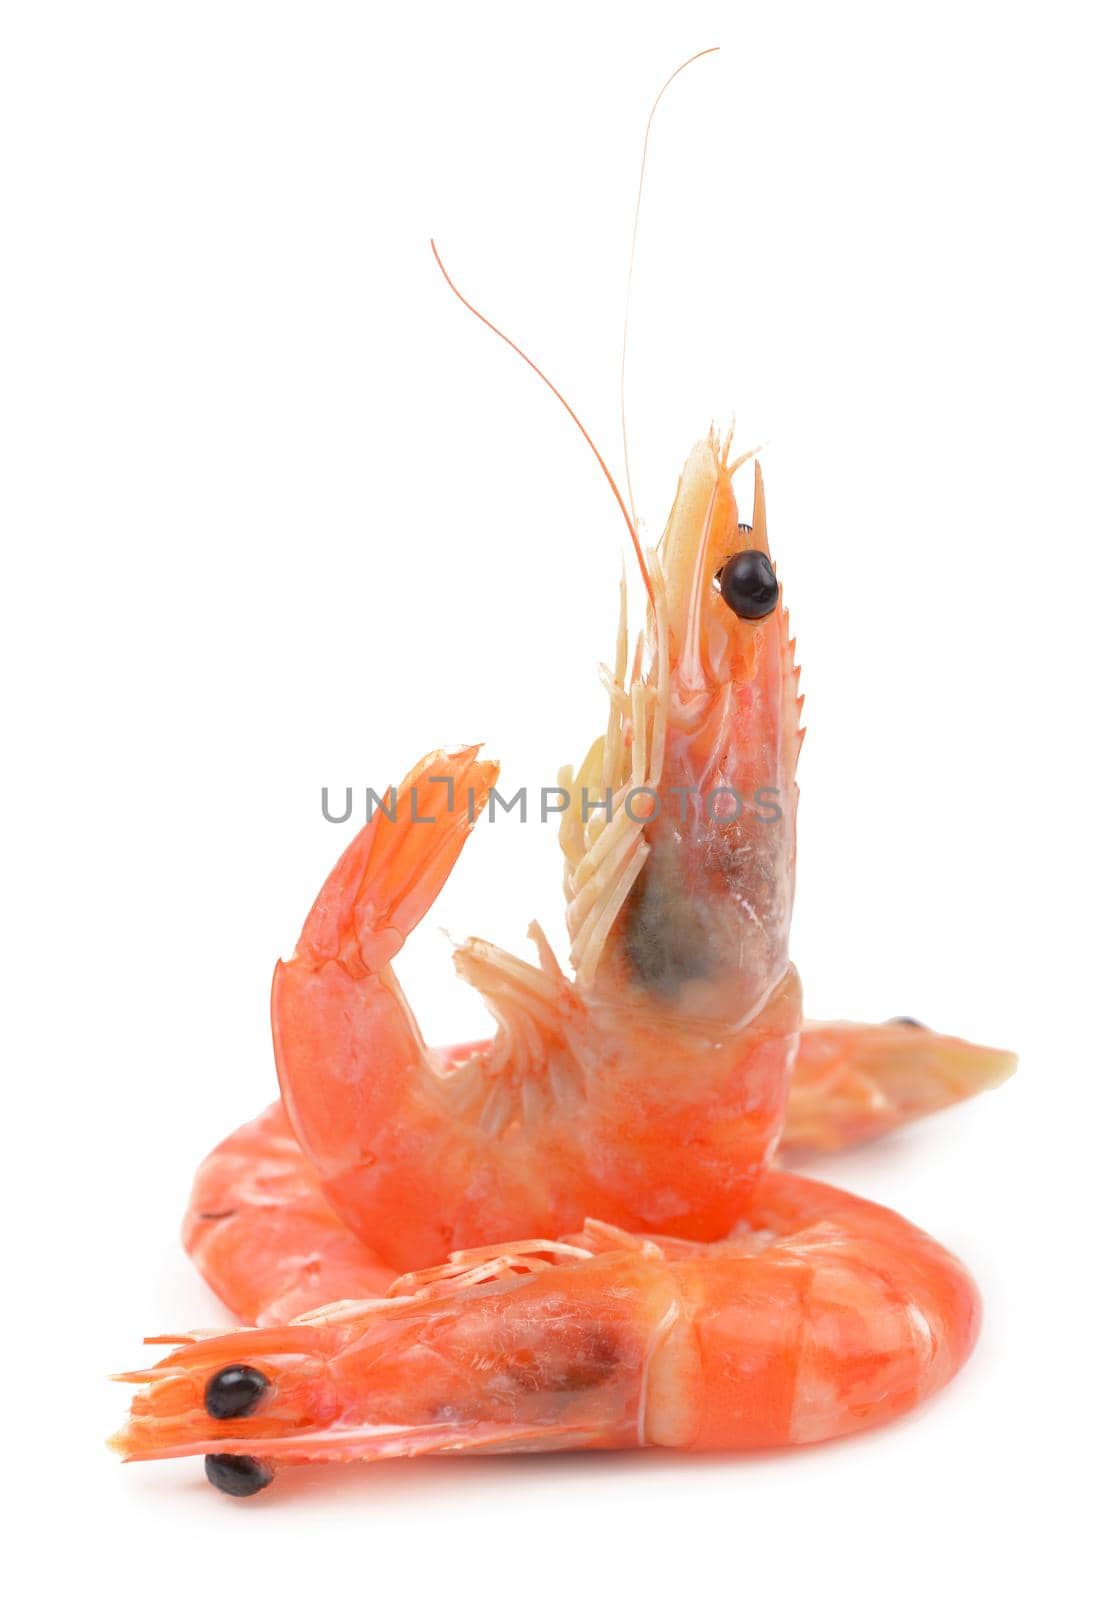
[118,1175,979,1474]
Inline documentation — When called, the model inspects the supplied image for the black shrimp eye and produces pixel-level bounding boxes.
[888,1015,927,1029]
[204,1453,274,1497]
[205,1364,269,1420]
[718,549,779,620]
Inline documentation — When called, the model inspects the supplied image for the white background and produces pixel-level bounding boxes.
[3,2,1093,1594]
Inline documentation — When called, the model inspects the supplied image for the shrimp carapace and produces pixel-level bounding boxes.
[115,1173,980,1490]
[561,435,801,1024]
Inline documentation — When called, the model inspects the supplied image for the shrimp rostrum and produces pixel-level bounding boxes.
[114,410,1013,1491]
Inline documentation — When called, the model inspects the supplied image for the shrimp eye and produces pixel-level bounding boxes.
[204,1453,274,1497]
[205,1364,269,1419]
[719,549,779,620]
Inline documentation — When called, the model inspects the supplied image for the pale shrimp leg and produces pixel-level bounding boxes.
[116,1171,980,1484]
[781,1019,1017,1155]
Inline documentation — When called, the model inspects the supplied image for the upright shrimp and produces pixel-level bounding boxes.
[266,413,1010,1273]
[114,53,1014,1494]
[272,435,805,1268]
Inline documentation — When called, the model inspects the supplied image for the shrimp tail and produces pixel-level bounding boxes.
[272,747,502,1267]
[293,745,498,974]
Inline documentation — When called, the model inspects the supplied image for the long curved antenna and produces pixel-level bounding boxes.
[431,240,655,607]
[620,46,721,528]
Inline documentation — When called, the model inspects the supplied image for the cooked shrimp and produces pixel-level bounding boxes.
[117,418,1011,1504]
[115,57,1014,1496]
[271,430,1012,1270]
[274,439,804,1270]
[115,1171,980,1490]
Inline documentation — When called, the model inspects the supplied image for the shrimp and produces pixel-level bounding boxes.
[271,430,1012,1269]
[120,427,1001,1496]
[114,1172,980,1491]
[273,438,805,1268]
[114,54,1014,1494]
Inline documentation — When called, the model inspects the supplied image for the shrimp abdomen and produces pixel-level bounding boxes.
[677,1174,981,1449]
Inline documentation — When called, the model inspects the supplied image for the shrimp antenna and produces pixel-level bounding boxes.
[430,240,655,607]
[620,46,721,528]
